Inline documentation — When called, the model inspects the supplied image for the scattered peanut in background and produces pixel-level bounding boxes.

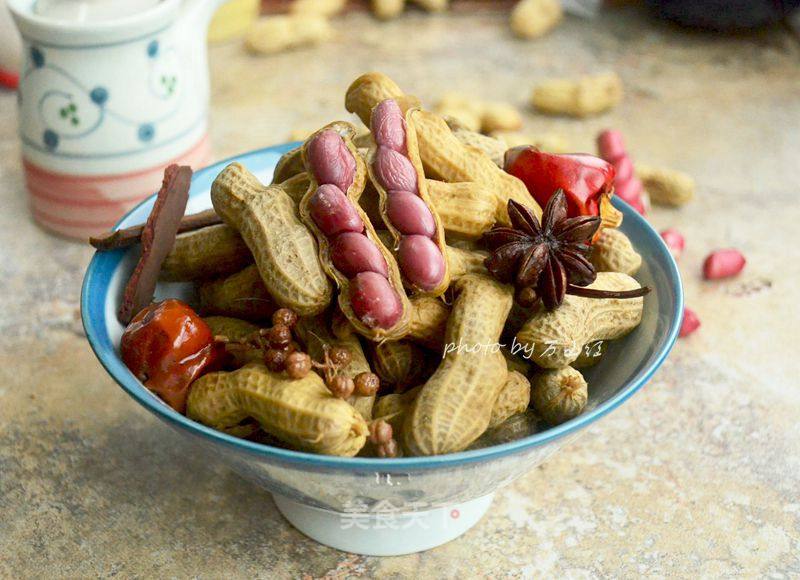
[435,94,523,135]
[637,163,696,207]
[532,72,623,118]
[290,0,347,17]
[510,0,564,40]
[491,130,570,154]
[245,14,333,55]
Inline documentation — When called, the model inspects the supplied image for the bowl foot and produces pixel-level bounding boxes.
[273,493,495,556]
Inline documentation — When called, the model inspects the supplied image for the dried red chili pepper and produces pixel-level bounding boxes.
[121,299,221,413]
[504,148,616,218]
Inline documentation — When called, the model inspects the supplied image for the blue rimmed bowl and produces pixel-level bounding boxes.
[81,143,683,556]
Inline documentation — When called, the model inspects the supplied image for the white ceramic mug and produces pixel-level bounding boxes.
[8,0,224,238]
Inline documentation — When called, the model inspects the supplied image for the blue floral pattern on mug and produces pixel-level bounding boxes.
[20,37,183,156]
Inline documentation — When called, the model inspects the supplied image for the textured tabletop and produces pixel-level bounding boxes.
[1,6,799,578]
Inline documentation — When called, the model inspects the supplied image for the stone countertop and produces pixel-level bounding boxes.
[1,7,799,578]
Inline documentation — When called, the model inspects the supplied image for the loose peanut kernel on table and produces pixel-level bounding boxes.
[703,248,746,280]
[680,307,701,338]
[660,228,685,260]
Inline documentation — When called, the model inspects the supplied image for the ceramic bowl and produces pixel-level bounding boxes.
[81,143,683,556]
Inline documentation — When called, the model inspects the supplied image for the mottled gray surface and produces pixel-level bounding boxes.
[1,7,799,578]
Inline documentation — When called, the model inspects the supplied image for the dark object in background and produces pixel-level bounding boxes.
[645,0,800,31]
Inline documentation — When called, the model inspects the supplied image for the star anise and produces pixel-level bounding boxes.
[483,191,649,310]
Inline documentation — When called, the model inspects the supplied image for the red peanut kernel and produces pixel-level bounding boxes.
[597,129,626,162]
[309,184,364,236]
[703,248,746,280]
[660,228,685,260]
[679,307,701,337]
[386,190,437,237]
[308,130,356,193]
[374,146,418,193]
[371,99,407,153]
[398,235,446,291]
[349,271,404,329]
[597,129,646,216]
[330,232,389,278]
[615,176,646,215]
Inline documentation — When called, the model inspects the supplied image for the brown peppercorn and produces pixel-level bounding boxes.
[268,324,292,348]
[285,351,312,379]
[272,308,299,329]
[354,372,380,397]
[282,340,300,354]
[329,346,352,368]
[264,348,287,372]
[327,375,355,399]
[369,419,393,445]
[377,439,398,458]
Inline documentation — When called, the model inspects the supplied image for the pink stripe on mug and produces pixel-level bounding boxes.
[23,133,211,239]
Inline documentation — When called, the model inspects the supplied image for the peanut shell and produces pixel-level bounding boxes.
[187,364,368,456]
[299,121,412,341]
[211,162,333,316]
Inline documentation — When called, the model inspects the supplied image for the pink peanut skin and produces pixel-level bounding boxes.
[597,129,626,162]
[349,271,403,329]
[660,228,685,260]
[371,99,407,153]
[374,147,418,193]
[386,191,437,237]
[309,184,365,237]
[330,232,389,278]
[679,307,701,337]
[398,235,446,291]
[703,249,745,280]
[308,130,357,193]
[615,177,646,215]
